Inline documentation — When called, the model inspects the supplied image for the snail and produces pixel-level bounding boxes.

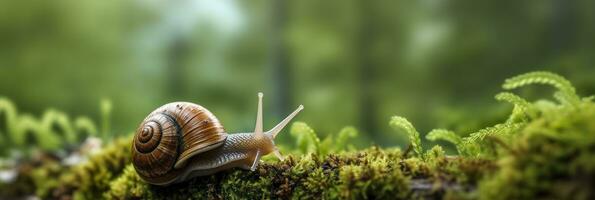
[131,93,303,185]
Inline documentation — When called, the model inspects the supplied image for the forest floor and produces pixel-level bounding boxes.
[1,71,594,200]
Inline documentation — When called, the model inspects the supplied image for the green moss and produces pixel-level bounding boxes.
[102,146,489,200]
[31,159,66,198]
[104,165,152,199]
[45,136,131,200]
[479,99,595,200]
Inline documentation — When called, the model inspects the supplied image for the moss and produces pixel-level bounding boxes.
[30,159,66,198]
[479,100,595,200]
[102,146,489,200]
[105,165,153,199]
[46,136,131,200]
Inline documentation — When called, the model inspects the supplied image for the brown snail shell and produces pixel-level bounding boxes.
[131,93,304,186]
[131,102,227,185]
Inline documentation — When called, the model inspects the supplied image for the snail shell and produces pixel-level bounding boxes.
[131,93,304,186]
[131,102,226,185]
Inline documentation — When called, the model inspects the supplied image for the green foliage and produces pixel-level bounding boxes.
[319,126,359,155]
[73,117,98,143]
[494,92,533,122]
[479,97,595,199]
[290,122,321,155]
[503,71,580,106]
[100,99,112,141]
[0,98,18,154]
[289,122,360,156]
[13,115,47,149]
[460,123,524,157]
[389,116,423,158]
[426,129,463,153]
[0,97,100,156]
[40,110,77,150]
[427,71,589,158]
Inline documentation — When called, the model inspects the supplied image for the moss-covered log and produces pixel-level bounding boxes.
[102,146,491,200]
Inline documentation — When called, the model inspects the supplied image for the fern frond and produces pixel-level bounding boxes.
[334,126,358,153]
[502,71,575,93]
[464,123,522,144]
[553,91,575,107]
[495,92,534,121]
[0,97,18,143]
[290,122,321,155]
[389,116,423,157]
[74,117,98,142]
[495,92,530,109]
[461,123,523,156]
[426,129,463,154]
[502,71,580,105]
[426,129,462,145]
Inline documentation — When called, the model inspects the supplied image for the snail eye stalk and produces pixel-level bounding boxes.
[254,92,264,139]
[268,104,304,139]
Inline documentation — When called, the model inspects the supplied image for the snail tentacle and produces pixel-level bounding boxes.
[254,92,264,139]
[273,147,285,161]
[250,149,262,171]
[267,104,304,138]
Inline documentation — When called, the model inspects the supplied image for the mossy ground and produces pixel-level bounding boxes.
[101,145,494,200]
[3,138,496,199]
[1,71,595,199]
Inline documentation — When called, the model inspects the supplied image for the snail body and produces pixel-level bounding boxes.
[131,93,303,185]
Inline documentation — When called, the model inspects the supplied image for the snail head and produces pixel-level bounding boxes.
[252,92,303,161]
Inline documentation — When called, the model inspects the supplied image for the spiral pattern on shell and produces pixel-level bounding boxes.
[132,112,181,183]
[131,102,227,185]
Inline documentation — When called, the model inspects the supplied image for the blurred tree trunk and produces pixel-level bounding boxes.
[356,2,378,136]
[269,0,292,118]
[551,0,576,55]
[167,36,189,97]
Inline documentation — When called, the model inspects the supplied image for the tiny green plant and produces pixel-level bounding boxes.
[290,122,321,155]
[389,116,423,158]
[0,97,101,157]
[13,115,45,150]
[290,122,359,156]
[100,98,112,141]
[393,71,587,158]
[73,117,98,143]
[0,98,17,155]
[494,92,533,122]
[319,126,359,155]
[502,71,580,106]
[425,129,462,154]
[41,109,77,149]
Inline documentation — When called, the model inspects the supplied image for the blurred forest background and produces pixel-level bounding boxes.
[1,0,594,148]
